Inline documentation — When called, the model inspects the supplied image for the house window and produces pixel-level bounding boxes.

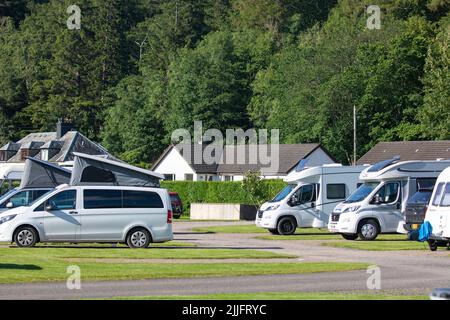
[0,151,6,162]
[224,176,233,182]
[164,174,175,181]
[41,149,49,161]
[185,174,194,181]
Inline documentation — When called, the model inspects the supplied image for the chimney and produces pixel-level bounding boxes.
[56,118,73,139]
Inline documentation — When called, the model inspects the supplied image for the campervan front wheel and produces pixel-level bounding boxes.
[277,217,297,235]
[14,226,38,248]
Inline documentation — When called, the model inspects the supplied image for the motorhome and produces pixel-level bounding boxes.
[329,158,450,240]
[0,153,173,248]
[255,164,367,235]
[424,166,450,251]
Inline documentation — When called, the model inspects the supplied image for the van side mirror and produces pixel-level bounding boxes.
[372,195,381,205]
[311,202,316,209]
[6,202,14,209]
[45,204,55,211]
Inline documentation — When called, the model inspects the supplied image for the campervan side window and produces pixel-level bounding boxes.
[84,190,122,209]
[123,190,164,208]
[440,183,450,207]
[327,184,346,199]
[432,183,445,206]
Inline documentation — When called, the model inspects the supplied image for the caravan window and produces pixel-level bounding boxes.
[432,183,445,206]
[84,190,122,209]
[440,183,450,207]
[327,184,346,199]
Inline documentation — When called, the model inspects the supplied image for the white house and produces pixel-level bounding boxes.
[152,143,336,181]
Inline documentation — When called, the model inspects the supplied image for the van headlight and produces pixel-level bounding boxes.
[0,214,17,225]
[343,205,360,213]
[266,204,280,211]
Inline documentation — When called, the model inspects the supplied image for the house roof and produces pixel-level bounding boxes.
[152,143,331,175]
[2,131,112,163]
[217,144,323,175]
[356,141,450,165]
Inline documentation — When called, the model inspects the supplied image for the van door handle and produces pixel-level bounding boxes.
[69,211,78,215]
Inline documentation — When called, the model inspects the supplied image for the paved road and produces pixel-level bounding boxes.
[0,221,449,299]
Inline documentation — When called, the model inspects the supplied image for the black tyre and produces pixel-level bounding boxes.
[126,228,151,248]
[358,219,379,241]
[14,226,38,247]
[277,217,297,235]
[341,233,358,240]
[268,229,279,235]
[428,240,438,252]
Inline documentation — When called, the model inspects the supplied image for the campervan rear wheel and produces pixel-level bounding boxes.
[277,217,297,235]
[358,219,379,241]
[126,228,151,248]
[14,226,38,248]
[341,233,358,240]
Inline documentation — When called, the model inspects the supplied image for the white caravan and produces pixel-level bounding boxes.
[329,158,450,240]
[424,166,450,251]
[255,164,367,235]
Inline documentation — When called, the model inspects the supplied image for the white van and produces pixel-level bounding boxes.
[0,184,173,248]
[255,164,367,235]
[329,159,450,240]
[424,166,450,251]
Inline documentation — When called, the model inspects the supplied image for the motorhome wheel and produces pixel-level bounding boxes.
[341,233,358,240]
[358,219,379,240]
[277,217,297,235]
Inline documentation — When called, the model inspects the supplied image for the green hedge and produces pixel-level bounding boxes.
[161,180,287,213]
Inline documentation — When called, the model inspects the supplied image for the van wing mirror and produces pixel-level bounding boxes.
[372,194,381,204]
[6,202,14,209]
[45,204,55,211]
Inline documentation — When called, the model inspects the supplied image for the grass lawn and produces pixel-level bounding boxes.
[321,239,429,251]
[0,241,195,248]
[0,253,369,283]
[105,292,428,300]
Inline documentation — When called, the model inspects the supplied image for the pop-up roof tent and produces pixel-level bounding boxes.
[70,152,164,187]
[19,157,72,189]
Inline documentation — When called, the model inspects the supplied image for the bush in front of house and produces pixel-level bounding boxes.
[161,180,287,214]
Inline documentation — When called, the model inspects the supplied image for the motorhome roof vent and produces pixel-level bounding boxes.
[367,156,400,172]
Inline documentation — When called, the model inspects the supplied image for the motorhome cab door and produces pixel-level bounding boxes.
[370,181,403,231]
[287,184,319,227]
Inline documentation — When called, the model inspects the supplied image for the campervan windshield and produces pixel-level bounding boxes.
[270,184,296,203]
[345,182,379,203]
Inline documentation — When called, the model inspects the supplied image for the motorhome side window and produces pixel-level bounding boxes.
[372,181,400,204]
[326,184,346,199]
[416,178,436,191]
[440,183,450,207]
[47,190,77,210]
[432,183,445,206]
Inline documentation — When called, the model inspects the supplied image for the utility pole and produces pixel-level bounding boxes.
[353,105,357,166]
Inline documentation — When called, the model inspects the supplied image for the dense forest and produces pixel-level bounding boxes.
[0,0,448,166]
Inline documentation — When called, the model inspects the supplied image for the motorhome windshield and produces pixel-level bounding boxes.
[270,184,296,203]
[345,182,379,203]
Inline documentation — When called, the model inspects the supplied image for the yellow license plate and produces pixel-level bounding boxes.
[412,224,419,230]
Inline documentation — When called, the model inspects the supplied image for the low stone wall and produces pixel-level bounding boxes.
[190,203,257,221]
